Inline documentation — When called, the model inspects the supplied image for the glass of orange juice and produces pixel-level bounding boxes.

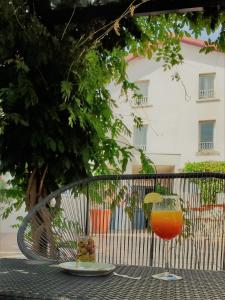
[151,195,183,280]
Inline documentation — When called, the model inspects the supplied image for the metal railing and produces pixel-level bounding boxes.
[199,141,214,151]
[134,144,147,151]
[133,97,148,106]
[199,89,214,98]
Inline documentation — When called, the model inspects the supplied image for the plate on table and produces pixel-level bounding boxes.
[57,261,116,276]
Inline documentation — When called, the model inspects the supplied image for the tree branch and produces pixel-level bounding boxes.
[25,168,37,210]
[37,165,48,199]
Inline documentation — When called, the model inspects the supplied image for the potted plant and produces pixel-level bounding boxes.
[89,182,113,234]
[90,208,112,234]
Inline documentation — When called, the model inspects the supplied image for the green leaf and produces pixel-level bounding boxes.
[47,137,57,152]
[61,80,73,101]
[57,140,65,153]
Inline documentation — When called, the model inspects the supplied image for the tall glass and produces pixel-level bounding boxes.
[76,236,96,262]
[151,195,183,280]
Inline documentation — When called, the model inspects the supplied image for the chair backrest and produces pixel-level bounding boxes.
[17,173,225,270]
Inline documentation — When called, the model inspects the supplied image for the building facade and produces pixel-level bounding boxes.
[110,38,225,173]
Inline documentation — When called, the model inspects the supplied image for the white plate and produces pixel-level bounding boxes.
[57,261,116,276]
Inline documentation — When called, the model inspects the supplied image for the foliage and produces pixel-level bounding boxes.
[0,0,224,219]
[184,161,225,173]
[0,177,24,220]
[184,161,225,203]
[52,207,83,234]
[139,150,156,174]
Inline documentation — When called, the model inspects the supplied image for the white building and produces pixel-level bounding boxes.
[110,37,225,174]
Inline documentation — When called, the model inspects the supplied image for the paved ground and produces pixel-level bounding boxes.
[0,232,25,258]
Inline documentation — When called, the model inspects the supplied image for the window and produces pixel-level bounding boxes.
[133,81,149,106]
[199,121,215,151]
[133,125,147,151]
[199,73,215,99]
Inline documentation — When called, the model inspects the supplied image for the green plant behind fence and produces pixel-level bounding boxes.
[184,161,225,204]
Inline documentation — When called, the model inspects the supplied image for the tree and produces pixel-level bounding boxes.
[0,0,224,219]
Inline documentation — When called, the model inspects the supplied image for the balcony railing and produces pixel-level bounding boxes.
[133,97,148,106]
[199,141,214,151]
[135,144,147,151]
[199,89,214,99]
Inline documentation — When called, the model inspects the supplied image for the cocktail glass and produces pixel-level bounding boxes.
[151,195,183,280]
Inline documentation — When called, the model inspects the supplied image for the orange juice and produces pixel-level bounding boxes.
[151,210,183,240]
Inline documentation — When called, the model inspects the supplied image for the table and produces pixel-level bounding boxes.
[0,259,225,299]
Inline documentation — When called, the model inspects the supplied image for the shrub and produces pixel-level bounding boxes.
[183,161,225,204]
[184,161,225,173]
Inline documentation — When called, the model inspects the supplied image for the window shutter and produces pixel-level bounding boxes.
[199,74,215,98]
[199,121,214,151]
[133,125,147,150]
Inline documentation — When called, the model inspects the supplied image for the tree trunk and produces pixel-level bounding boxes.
[26,168,58,259]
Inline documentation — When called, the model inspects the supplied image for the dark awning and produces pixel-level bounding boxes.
[48,0,225,22]
[35,0,225,24]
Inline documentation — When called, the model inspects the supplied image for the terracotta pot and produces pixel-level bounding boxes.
[90,208,112,234]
